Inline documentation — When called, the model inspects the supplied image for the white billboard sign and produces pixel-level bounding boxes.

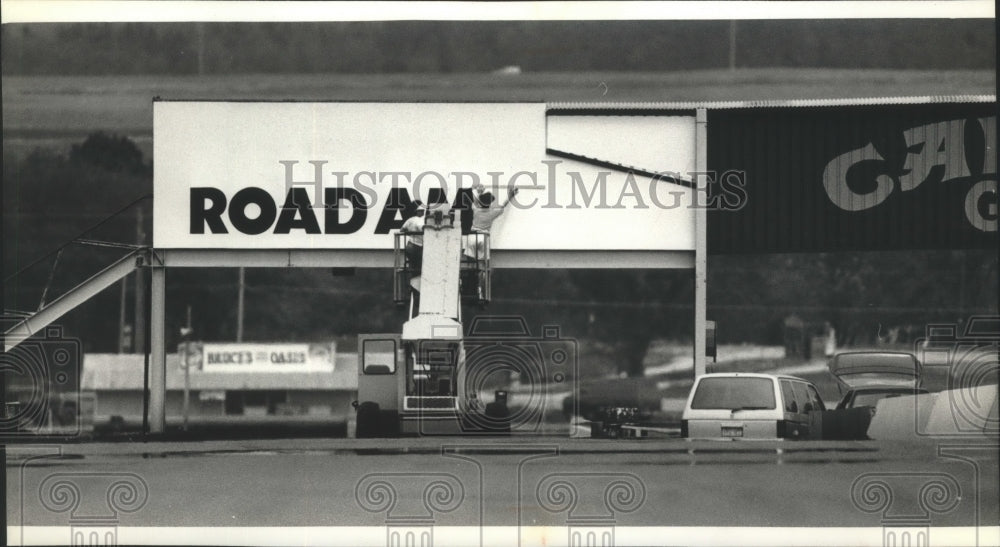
[187,342,336,373]
[154,102,697,252]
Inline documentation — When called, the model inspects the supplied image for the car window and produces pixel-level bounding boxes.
[690,377,776,410]
[851,392,887,408]
[363,339,396,374]
[836,393,851,410]
[780,380,797,412]
[790,382,812,413]
[806,385,826,411]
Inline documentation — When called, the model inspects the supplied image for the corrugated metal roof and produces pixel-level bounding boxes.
[82,353,358,391]
[548,95,996,111]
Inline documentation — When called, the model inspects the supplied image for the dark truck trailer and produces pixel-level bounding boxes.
[707,100,997,255]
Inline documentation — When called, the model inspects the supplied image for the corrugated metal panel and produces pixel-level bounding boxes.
[707,102,997,254]
[548,95,995,111]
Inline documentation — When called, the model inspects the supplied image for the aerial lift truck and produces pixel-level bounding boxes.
[352,201,506,437]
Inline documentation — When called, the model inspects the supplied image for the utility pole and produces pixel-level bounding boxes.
[134,206,146,353]
[182,304,192,432]
[118,275,128,353]
[236,267,245,342]
[142,264,150,438]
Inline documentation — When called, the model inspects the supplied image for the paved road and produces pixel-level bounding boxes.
[8,437,997,538]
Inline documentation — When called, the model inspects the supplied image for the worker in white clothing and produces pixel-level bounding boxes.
[463,187,518,301]
[465,186,518,261]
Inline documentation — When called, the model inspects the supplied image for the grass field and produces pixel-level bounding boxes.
[3,68,995,160]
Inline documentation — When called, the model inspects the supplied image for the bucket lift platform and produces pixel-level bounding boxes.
[394,230,491,307]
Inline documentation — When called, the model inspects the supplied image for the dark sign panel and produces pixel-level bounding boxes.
[707,102,997,254]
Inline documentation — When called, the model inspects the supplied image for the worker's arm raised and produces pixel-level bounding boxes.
[500,187,520,209]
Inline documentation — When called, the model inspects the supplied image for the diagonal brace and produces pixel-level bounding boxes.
[4,249,147,351]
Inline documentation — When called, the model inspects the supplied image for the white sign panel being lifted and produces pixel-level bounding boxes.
[153,102,697,255]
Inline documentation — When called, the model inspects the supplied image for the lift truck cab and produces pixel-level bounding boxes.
[353,200,507,437]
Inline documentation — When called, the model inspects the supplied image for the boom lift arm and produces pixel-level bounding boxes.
[355,202,501,437]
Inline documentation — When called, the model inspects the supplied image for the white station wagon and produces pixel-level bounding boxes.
[682,373,826,440]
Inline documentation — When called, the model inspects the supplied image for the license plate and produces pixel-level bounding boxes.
[721,426,744,438]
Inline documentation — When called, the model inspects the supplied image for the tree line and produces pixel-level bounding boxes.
[3,20,995,75]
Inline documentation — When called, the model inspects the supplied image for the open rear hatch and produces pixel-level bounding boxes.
[828,352,921,389]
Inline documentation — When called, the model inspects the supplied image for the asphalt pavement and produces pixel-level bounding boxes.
[7,436,997,532]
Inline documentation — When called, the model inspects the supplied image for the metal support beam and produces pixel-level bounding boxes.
[158,249,695,269]
[491,250,694,269]
[4,249,143,351]
[149,266,166,433]
[694,108,708,378]
[236,267,245,342]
